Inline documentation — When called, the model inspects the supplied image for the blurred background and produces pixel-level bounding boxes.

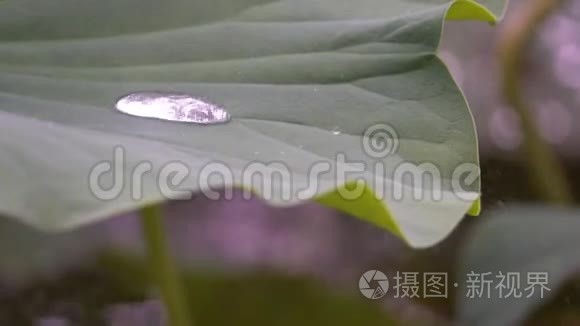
[2,0,580,325]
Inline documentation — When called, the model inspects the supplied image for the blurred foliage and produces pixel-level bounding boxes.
[99,253,397,325]
[456,206,580,325]
[0,267,143,325]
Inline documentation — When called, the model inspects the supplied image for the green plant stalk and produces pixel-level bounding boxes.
[498,0,574,205]
[140,205,193,326]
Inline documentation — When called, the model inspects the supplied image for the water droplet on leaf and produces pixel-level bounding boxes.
[115,91,231,124]
[331,127,342,135]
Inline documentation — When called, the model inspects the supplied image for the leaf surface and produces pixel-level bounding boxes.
[0,0,505,247]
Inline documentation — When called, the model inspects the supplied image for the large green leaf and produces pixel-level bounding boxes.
[0,0,505,248]
[457,206,580,325]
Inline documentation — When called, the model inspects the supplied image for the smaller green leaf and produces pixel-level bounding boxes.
[456,206,580,326]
